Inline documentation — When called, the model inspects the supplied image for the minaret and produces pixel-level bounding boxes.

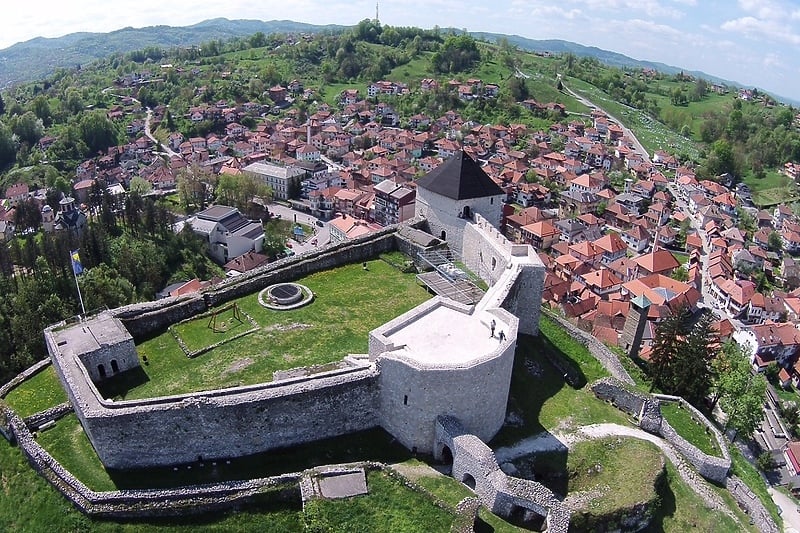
[375,1,379,23]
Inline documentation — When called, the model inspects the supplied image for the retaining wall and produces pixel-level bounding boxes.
[592,378,731,483]
[654,394,730,483]
[725,475,780,533]
[434,416,570,533]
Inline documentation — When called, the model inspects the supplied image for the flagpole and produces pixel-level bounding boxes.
[71,251,86,318]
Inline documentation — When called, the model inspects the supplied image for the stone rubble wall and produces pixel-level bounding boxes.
[653,394,730,483]
[543,310,635,385]
[2,402,301,518]
[434,416,570,533]
[592,378,731,482]
[725,475,780,533]
[24,402,73,431]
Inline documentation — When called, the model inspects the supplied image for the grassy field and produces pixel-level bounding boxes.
[745,170,799,207]
[303,470,456,533]
[565,76,701,160]
[492,317,628,447]
[660,402,720,457]
[0,436,305,532]
[564,437,662,526]
[108,259,430,400]
[171,304,257,355]
[2,366,67,418]
[649,461,748,532]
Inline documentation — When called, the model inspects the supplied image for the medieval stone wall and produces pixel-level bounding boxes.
[78,365,380,469]
[434,416,570,533]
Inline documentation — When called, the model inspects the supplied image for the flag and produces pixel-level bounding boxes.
[71,250,83,275]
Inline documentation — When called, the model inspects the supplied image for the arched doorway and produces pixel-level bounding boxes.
[462,206,471,219]
[110,359,119,373]
[440,230,447,241]
[462,472,477,490]
[97,364,106,379]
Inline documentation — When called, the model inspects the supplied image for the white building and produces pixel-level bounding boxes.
[243,162,306,201]
[185,205,265,264]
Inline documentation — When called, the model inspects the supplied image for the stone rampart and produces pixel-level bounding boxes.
[543,310,634,385]
[654,394,730,483]
[24,402,73,430]
[373,297,517,453]
[592,379,732,483]
[464,214,545,336]
[434,416,570,532]
[591,378,662,433]
[725,475,780,533]
[73,364,380,469]
[4,402,303,518]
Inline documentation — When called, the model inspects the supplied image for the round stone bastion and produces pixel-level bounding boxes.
[258,282,314,310]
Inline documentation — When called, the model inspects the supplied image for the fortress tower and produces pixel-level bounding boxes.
[414,151,504,254]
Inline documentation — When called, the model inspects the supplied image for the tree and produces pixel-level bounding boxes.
[176,163,216,213]
[711,341,766,441]
[649,308,718,406]
[0,121,16,169]
[129,176,153,196]
[767,230,783,253]
[78,263,136,311]
[79,111,120,155]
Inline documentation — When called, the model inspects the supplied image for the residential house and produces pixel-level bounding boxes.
[184,205,265,264]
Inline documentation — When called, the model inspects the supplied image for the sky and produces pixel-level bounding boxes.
[2,0,800,101]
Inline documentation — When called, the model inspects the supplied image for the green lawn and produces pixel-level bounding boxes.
[746,170,799,207]
[0,437,305,532]
[2,366,67,418]
[563,437,663,528]
[650,461,749,532]
[303,470,456,533]
[492,323,628,447]
[660,402,720,457]
[112,259,430,400]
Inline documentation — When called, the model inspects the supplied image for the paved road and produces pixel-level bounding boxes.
[769,488,800,532]
[560,79,651,164]
[267,203,330,255]
[144,108,180,159]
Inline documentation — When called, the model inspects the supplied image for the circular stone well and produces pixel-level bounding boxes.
[269,283,303,305]
[258,282,314,310]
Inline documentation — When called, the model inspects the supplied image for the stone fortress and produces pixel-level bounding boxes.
[42,151,569,527]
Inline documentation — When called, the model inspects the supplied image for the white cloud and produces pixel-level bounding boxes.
[721,16,800,45]
[529,5,582,20]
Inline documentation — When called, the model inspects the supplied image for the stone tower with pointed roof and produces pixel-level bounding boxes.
[621,294,651,359]
[415,151,504,254]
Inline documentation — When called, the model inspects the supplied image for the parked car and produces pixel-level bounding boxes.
[316,220,324,227]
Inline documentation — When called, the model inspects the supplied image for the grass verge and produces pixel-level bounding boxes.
[1,366,67,418]
[303,470,456,532]
[660,402,720,457]
[729,446,782,526]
